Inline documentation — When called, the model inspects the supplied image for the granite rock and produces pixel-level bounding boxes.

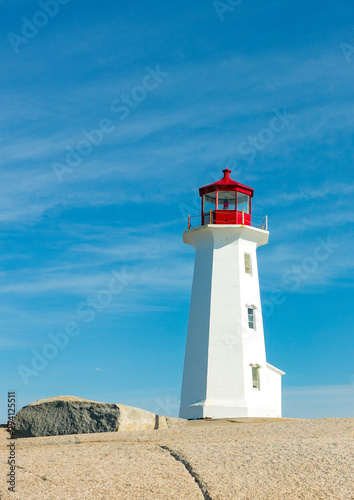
[14,396,186,438]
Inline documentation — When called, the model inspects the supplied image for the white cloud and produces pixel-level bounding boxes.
[0,337,34,351]
[261,183,354,207]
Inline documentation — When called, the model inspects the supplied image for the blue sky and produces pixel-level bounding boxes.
[0,0,353,422]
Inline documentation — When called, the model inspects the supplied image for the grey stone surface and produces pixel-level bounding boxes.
[14,396,186,438]
[164,416,188,428]
[14,397,120,438]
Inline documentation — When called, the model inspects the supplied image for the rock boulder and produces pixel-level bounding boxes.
[14,396,185,438]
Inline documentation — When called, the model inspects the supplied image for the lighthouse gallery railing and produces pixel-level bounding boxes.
[187,211,268,231]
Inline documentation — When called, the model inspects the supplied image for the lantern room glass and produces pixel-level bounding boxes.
[203,192,216,213]
[237,192,250,214]
[217,191,236,210]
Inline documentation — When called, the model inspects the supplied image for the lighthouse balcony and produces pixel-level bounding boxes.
[187,212,268,231]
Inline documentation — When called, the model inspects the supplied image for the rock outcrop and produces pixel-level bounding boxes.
[14,396,185,438]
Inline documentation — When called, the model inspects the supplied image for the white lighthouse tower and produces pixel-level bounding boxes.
[179,169,284,420]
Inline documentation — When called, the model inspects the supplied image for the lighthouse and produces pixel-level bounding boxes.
[179,169,285,419]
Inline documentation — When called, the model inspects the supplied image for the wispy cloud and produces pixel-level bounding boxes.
[0,43,352,226]
[262,183,354,207]
[283,384,354,418]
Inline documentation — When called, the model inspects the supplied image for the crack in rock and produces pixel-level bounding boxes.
[160,445,213,500]
[16,465,53,483]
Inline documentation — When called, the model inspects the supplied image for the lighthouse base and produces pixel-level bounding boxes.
[180,400,282,420]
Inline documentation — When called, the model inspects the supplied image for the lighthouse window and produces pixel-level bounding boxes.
[248,307,255,329]
[217,191,236,210]
[252,366,260,390]
[203,192,216,213]
[237,192,250,214]
[244,253,252,275]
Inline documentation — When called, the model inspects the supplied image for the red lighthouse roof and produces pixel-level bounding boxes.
[199,169,254,197]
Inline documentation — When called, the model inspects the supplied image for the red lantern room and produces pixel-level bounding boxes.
[199,169,254,226]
